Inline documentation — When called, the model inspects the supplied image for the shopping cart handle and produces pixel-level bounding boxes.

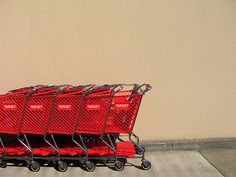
[83,84,97,94]
[84,84,123,95]
[81,84,96,94]
[111,84,124,94]
[30,85,62,96]
[7,85,42,94]
[136,84,152,95]
[58,84,72,90]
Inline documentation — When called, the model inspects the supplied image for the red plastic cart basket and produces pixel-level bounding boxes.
[0,94,26,134]
[75,85,122,135]
[105,84,152,134]
[46,85,92,135]
[20,86,60,135]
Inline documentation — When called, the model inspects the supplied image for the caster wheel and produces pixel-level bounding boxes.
[57,161,68,172]
[141,160,151,170]
[114,161,125,171]
[85,162,96,172]
[29,161,40,172]
[0,162,7,168]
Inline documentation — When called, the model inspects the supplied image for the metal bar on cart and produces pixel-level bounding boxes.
[99,84,124,162]
[43,86,66,161]
[17,88,38,161]
[71,84,99,165]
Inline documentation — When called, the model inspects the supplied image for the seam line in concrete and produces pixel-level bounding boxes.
[198,150,225,177]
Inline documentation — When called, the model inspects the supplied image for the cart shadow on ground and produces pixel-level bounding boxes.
[1,160,143,172]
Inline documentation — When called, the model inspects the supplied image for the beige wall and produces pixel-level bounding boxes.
[0,0,236,140]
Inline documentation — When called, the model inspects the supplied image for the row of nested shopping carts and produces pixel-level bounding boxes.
[0,84,151,172]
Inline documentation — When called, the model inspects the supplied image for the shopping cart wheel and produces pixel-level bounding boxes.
[85,162,96,172]
[57,161,68,172]
[141,160,151,170]
[29,161,40,172]
[114,161,125,171]
[0,162,7,168]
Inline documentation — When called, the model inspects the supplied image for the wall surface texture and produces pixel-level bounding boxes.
[0,0,236,140]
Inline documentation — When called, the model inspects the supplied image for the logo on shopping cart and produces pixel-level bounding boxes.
[57,104,72,110]
[2,104,17,110]
[29,104,44,111]
[114,103,130,110]
[86,104,101,111]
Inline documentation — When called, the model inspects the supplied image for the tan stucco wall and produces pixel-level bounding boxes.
[0,0,236,140]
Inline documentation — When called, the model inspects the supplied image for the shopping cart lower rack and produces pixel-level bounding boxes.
[0,84,152,172]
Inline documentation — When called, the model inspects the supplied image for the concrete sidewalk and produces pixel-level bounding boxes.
[200,149,236,177]
[0,151,223,177]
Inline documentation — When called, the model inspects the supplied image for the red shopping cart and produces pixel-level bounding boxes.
[45,85,92,172]
[0,84,152,172]
[0,86,45,168]
[17,86,64,171]
[103,84,152,170]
